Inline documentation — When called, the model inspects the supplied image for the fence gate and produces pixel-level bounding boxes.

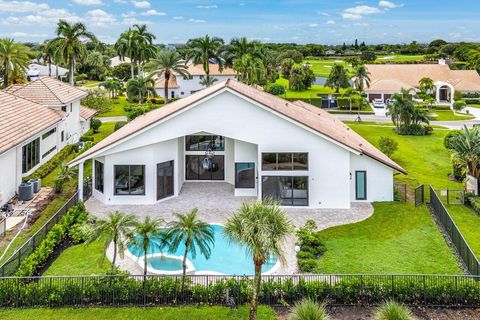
[446,189,465,205]
[415,185,425,206]
[83,178,92,201]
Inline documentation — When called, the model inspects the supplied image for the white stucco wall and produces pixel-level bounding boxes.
[156,75,236,99]
[0,148,18,206]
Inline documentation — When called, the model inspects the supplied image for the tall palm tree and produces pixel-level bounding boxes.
[224,199,292,320]
[165,208,214,288]
[86,211,137,273]
[126,75,156,103]
[115,28,138,79]
[101,77,123,98]
[0,38,30,88]
[51,20,96,85]
[225,37,260,65]
[353,65,371,93]
[129,216,166,277]
[40,40,57,77]
[387,88,417,128]
[186,35,224,85]
[233,54,266,85]
[146,51,189,103]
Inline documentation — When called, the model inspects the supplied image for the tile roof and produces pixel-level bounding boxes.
[365,64,480,92]
[70,79,405,173]
[155,74,180,89]
[6,77,87,106]
[0,91,63,155]
[186,64,236,76]
[80,106,97,120]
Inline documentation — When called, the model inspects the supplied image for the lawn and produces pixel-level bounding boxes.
[445,204,480,260]
[97,95,129,117]
[427,110,475,121]
[315,202,462,274]
[376,55,425,62]
[348,124,461,190]
[78,80,101,89]
[0,306,276,320]
[303,59,352,77]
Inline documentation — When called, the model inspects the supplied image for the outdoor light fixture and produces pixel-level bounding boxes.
[202,141,215,170]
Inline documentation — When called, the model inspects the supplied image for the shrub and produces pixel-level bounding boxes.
[465,194,480,214]
[374,300,414,320]
[127,103,161,121]
[267,83,286,96]
[80,135,94,142]
[296,220,326,272]
[453,100,467,111]
[150,97,165,104]
[15,203,88,277]
[360,51,377,62]
[54,161,76,193]
[23,145,78,182]
[112,62,132,81]
[465,99,480,104]
[443,130,461,150]
[90,118,102,133]
[379,137,398,158]
[114,121,128,131]
[289,298,330,320]
[454,90,463,101]
[395,124,430,136]
[81,89,113,114]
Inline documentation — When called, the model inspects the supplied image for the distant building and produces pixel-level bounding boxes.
[27,63,68,81]
[110,56,131,68]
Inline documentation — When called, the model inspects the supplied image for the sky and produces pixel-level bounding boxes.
[0,0,479,45]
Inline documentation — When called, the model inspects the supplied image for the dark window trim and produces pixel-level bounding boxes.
[114,164,146,196]
[261,175,309,207]
[41,127,56,140]
[185,135,225,152]
[22,138,40,173]
[95,160,104,194]
[261,152,309,171]
[355,171,367,200]
[42,146,56,159]
[235,162,255,189]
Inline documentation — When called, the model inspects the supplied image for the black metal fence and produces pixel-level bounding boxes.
[0,192,79,277]
[415,185,425,206]
[430,186,480,275]
[0,274,479,308]
[394,183,407,202]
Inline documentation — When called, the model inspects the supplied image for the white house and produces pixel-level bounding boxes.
[155,64,236,99]
[28,63,68,81]
[0,78,96,206]
[70,79,405,209]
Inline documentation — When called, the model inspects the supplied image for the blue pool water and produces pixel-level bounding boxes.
[128,224,278,275]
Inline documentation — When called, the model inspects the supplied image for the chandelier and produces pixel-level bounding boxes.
[202,141,215,170]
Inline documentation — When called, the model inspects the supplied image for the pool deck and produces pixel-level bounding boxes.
[88,182,374,275]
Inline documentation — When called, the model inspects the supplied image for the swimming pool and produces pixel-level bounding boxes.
[127,224,279,275]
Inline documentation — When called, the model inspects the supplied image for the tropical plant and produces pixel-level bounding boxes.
[353,65,371,92]
[40,40,57,77]
[129,216,166,277]
[186,35,224,85]
[50,20,96,85]
[225,37,261,65]
[281,58,295,79]
[325,64,350,93]
[450,125,480,177]
[360,50,377,63]
[233,54,266,85]
[85,211,137,273]
[289,65,316,92]
[419,77,435,95]
[224,199,292,320]
[387,88,430,131]
[126,75,157,103]
[81,88,113,113]
[378,137,399,158]
[90,118,102,133]
[55,160,76,193]
[165,208,215,288]
[453,100,467,111]
[199,76,218,87]
[374,300,414,320]
[288,298,330,320]
[0,38,30,87]
[146,50,189,103]
[101,77,123,98]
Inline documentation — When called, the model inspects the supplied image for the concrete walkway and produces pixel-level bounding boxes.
[98,116,127,123]
[86,182,374,275]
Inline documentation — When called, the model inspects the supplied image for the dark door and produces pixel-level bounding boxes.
[157,161,174,200]
[185,155,224,180]
[440,88,448,101]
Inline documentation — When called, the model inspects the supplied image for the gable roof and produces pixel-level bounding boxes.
[0,91,63,155]
[186,64,236,76]
[69,79,405,173]
[5,77,87,106]
[80,106,97,120]
[365,64,480,92]
[155,74,180,89]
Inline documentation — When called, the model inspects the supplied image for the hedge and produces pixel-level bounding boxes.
[80,135,94,142]
[15,203,88,277]
[23,144,78,182]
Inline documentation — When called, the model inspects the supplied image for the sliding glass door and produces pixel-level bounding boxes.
[157,161,174,200]
[185,155,224,180]
[262,176,308,206]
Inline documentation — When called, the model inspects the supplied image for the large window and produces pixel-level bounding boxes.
[355,171,367,200]
[41,128,56,140]
[95,161,104,193]
[114,165,145,195]
[261,153,308,171]
[262,176,308,206]
[22,138,40,173]
[235,163,255,189]
[186,155,224,180]
[185,135,225,151]
[157,160,174,200]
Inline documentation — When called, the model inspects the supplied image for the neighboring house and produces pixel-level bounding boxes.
[364,61,480,105]
[325,49,336,55]
[155,64,236,99]
[28,63,68,81]
[0,78,96,206]
[70,79,405,209]
[110,56,131,68]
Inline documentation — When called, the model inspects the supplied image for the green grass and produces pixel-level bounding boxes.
[427,110,475,121]
[466,104,480,109]
[348,124,461,190]
[303,59,352,77]
[376,55,426,62]
[445,204,480,259]
[0,306,276,320]
[97,96,129,117]
[275,77,342,100]
[79,81,101,89]
[315,202,462,274]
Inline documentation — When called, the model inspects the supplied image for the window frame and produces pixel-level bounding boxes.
[22,138,40,173]
[355,170,367,200]
[41,128,56,140]
[261,152,309,171]
[113,164,146,196]
[235,162,255,189]
[95,160,104,193]
[261,175,309,206]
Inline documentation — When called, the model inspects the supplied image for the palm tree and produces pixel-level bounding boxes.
[186,35,224,85]
[86,211,137,273]
[0,38,30,87]
[115,28,138,79]
[224,199,292,320]
[233,54,266,86]
[55,160,76,193]
[225,37,260,65]
[126,75,156,103]
[129,216,166,277]
[325,64,350,93]
[288,298,330,320]
[419,77,435,95]
[387,88,427,128]
[101,77,123,98]
[450,125,480,178]
[40,40,57,77]
[199,76,218,87]
[51,20,96,85]
[165,208,214,288]
[146,51,189,103]
[353,65,371,92]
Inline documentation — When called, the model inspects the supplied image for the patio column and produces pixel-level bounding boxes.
[435,86,440,103]
[78,161,84,201]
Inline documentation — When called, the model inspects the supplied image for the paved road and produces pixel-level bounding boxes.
[98,116,128,122]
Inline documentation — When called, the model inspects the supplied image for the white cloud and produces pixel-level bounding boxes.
[131,0,149,8]
[141,9,166,16]
[2,8,81,26]
[86,9,116,27]
[197,5,217,9]
[11,31,48,37]
[73,0,103,5]
[189,18,206,23]
[341,13,362,20]
[308,23,318,27]
[122,17,151,25]
[378,1,403,9]
[0,0,49,12]
[326,20,335,25]
[318,11,330,16]
[172,16,184,20]
[344,5,382,15]
[354,22,369,27]
[113,0,127,3]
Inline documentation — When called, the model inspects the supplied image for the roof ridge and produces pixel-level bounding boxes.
[39,77,65,104]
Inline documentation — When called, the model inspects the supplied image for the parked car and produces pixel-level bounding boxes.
[372,99,387,108]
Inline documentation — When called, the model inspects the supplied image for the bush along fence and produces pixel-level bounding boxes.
[430,186,480,275]
[0,274,479,308]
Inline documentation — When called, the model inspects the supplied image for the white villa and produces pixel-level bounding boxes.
[70,79,405,209]
[155,64,236,100]
[0,78,96,206]
[28,63,68,81]
[364,61,480,105]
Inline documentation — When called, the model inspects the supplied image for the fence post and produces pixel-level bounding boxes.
[447,189,450,205]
